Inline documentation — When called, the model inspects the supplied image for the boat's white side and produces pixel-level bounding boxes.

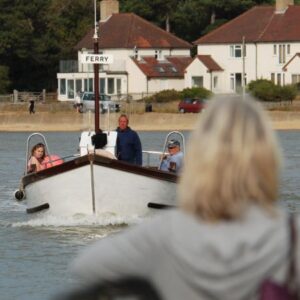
[25,164,94,216]
[93,165,176,216]
[23,155,177,217]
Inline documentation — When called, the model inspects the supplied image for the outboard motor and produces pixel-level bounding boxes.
[14,189,25,201]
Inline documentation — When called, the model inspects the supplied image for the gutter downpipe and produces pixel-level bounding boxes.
[255,42,258,80]
[242,36,246,100]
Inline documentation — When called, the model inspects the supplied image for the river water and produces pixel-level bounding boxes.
[0,130,299,300]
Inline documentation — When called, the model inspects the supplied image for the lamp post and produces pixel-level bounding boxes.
[93,0,100,133]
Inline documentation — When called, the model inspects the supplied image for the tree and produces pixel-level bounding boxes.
[0,65,10,93]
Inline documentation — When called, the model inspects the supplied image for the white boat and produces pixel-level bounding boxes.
[14,130,183,217]
[14,7,183,218]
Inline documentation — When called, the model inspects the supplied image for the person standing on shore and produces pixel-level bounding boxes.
[29,100,35,114]
[116,114,142,166]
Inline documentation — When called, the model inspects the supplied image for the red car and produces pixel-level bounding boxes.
[178,98,206,113]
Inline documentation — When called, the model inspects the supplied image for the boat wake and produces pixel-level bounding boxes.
[11,211,146,228]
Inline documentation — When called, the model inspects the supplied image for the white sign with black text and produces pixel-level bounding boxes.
[80,54,114,64]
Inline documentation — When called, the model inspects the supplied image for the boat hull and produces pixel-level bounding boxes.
[22,154,177,217]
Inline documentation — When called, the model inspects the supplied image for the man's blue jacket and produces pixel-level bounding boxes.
[116,126,142,166]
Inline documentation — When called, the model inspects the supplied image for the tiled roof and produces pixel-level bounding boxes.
[283,52,300,71]
[195,5,300,44]
[75,13,192,50]
[195,55,223,71]
[132,56,193,78]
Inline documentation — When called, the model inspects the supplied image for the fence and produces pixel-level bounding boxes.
[0,90,58,103]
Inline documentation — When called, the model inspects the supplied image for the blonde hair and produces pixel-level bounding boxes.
[179,97,282,221]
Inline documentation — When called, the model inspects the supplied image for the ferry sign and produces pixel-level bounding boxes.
[80,54,114,64]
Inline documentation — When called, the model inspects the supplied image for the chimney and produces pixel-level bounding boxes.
[100,0,119,21]
[276,0,294,13]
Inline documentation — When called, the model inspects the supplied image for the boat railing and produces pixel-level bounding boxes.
[158,131,186,170]
[25,132,51,175]
[142,150,165,168]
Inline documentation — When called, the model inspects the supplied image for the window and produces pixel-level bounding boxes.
[192,76,203,87]
[75,79,82,93]
[230,45,242,58]
[100,78,105,94]
[277,73,281,86]
[155,50,162,60]
[169,66,177,73]
[271,73,275,83]
[279,44,286,64]
[292,74,300,84]
[156,66,165,73]
[67,80,75,99]
[287,44,290,55]
[134,49,139,59]
[84,78,93,92]
[108,78,114,94]
[230,74,235,90]
[60,79,66,95]
[273,45,277,55]
[213,76,218,89]
[117,78,121,95]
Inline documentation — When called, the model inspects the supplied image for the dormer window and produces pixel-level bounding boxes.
[156,66,165,73]
[170,66,177,73]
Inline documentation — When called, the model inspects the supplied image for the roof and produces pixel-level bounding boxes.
[132,56,193,78]
[283,52,300,71]
[75,13,192,50]
[195,55,223,72]
[195,5,300,44]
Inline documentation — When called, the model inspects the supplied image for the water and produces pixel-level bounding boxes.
[0,130,299,300]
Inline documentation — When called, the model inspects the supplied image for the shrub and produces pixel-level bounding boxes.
[180,87,212,99]
[143,89,181,103]
[277,85,298,102]
[248,79,298,102]
[295,82,300,92]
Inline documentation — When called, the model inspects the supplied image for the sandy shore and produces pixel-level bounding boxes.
[0,110,300,131]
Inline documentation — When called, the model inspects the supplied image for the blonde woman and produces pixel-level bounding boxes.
[71,97,297,299]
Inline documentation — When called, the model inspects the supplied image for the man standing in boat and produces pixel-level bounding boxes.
[116,114,142,166]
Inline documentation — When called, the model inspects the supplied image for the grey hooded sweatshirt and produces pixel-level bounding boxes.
[71,206,297,300]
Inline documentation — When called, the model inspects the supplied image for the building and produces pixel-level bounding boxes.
[189,0,300,94]
[57,0,192,101]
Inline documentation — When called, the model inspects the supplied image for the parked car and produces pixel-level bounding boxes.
[81,92,120,113]
[178,98,206,113]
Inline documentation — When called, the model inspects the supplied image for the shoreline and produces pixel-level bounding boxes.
[0,111,300,132]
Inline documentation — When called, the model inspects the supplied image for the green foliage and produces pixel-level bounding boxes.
[0,65,11,93]
[248,79,278,101]
[277,85,298,102]
[295,82,300,91]
[180,87,212,99]
[0,0,284,92]
[248,79,298,102]
[143,89,181,103]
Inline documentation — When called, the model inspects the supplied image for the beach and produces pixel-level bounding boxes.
[1,101,300,131]
[1,110,300,131]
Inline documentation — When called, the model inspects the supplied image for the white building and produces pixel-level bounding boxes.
[188,0,300,94]
[57,0,192,101]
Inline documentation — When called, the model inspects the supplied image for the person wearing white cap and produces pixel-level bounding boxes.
[160,139,184,174]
